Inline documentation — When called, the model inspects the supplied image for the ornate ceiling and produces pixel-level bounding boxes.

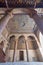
[6,14,36,33]
[0,8,43,34]
[0,0,42,8]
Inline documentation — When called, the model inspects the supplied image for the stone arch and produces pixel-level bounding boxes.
[9,35,16,50]
[8,33,40,48]
[27,36,38,50]
[17,35,26,49]
[18,35,25,42]
[27,34,40,48]
[8,34,16,41]
[27,35,43,62]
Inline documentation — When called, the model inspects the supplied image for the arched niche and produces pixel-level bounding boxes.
[17,35,26,50]
[28,36,39,50]
[27,36,42,61]
[9,35,16,50]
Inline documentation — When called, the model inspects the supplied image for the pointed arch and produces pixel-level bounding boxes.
[9,35,16,49]
[28,36,39,50]
[17,35,26,49]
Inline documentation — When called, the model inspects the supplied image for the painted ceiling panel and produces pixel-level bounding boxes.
[6,15,36,33]
[0,0,43,8]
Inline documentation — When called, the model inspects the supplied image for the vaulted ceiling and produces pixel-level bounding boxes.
[0,8,43,34]
[6,14,36,33]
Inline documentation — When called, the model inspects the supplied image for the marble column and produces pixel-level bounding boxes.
[14,37,18,62]
[33,14,43,34]
[25,36,29,62]
[0,11,13,34]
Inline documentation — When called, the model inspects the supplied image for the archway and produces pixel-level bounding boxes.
[17,35,27,61]
[27,36,42,62]
[6,35,16,62]
[17,36,25,50]
[28,36,38,50]
[9,35,16,50]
